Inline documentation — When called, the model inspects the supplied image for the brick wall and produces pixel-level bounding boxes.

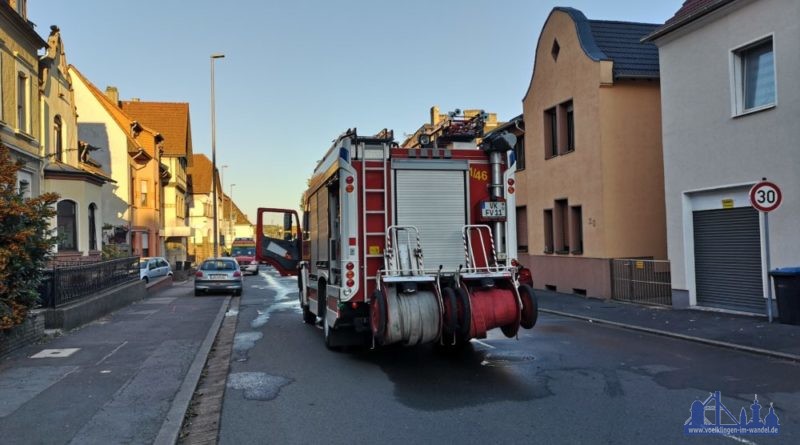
[0,309,45,357]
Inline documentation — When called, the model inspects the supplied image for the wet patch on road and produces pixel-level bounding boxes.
[233,332,263,362]
[226,372,293,401]
[480,350,536,367]
[249,271,300,329]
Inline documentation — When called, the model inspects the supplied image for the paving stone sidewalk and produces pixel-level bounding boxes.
[536,289,800,359]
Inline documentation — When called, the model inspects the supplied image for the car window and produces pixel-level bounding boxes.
[140,261,147,269]
[201,261,217,271]
[158,259,168,268]
[149,261,157,270]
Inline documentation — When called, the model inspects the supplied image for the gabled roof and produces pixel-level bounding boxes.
[119,101,193,159]
[643,0,735,42]
[69,65,161,160]
[189,153,218,194]
[222,194,253,225]
[554,7,661,79]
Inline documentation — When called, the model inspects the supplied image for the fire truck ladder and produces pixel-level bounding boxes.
[362,143,389,298]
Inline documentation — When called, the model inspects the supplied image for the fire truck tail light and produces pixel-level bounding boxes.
[345,175,354,184]
[507,178,515,186]
[346,271,355,279]
[346,279,355,287]
[351,301,358,309]
[346,262,354,271]
[346,184,354,193]
[349,237,356,246]
[508,186,515,194]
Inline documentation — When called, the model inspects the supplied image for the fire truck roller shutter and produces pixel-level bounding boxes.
[395,168,467,273]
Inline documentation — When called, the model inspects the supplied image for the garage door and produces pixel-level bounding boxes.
[693,207,763,313]
[395,169,467,272]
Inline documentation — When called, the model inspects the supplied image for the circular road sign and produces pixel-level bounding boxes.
[749,181,782,212]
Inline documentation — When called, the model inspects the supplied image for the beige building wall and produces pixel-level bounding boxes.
[518,9,666,298]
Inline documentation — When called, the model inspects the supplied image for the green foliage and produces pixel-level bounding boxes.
[0,145,59,329]
[101,243,128,260]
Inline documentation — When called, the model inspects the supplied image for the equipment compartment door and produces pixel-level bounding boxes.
[394,169,467,273]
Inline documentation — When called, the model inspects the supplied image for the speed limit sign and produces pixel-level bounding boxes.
[749,181,782,212]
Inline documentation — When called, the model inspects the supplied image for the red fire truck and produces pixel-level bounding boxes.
[256,112,537,349]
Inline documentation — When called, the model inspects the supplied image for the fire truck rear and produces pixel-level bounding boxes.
[256,112,538,349]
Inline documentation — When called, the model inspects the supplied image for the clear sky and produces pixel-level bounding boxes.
[29,0,683,223]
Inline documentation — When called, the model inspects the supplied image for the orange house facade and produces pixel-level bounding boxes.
[517,7,667,298]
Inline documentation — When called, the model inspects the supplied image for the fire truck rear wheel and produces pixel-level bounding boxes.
[442,287,459,336]
[455,287,472,338]
[370,290,387,344]
[519,284,539,329]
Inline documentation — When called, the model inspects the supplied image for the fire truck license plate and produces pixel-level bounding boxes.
[481,201,506,218]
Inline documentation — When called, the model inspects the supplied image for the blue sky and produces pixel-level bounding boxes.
[29,0,682,222]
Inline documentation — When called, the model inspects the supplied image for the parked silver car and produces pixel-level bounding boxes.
[140,257,173,284]
[194,257,243,296]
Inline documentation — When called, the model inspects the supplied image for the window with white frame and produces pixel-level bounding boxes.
[140,180,148,207]
[732,36,775,115]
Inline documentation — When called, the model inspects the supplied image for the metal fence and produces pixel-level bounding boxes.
[39,256,141,308]
[611,259,672,306]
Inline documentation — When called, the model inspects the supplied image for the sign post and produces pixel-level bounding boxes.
[749,179,782,322]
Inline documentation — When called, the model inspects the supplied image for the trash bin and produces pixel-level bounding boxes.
[770,267,800,325]
[175,261,183,271]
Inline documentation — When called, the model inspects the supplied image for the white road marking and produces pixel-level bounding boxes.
[723,434,758,445]
[470,339,496,349]
[95,341,128,366]
[30,348,80,359]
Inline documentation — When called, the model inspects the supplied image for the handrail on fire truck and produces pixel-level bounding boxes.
[461,224,513,278]
[382,225,433,283]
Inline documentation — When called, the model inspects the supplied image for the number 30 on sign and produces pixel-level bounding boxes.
[749,181,782,212]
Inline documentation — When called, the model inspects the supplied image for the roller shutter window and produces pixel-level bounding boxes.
[395,169,467,272]
[693,207,763,313]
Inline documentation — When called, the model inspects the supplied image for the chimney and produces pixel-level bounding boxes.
[105,86,119,105]
[430,105,441,125]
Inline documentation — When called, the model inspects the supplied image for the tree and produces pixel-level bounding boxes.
[0,145,59,329]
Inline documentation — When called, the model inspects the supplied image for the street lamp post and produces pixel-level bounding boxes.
[210,53,224,258]
[229,183,236,242]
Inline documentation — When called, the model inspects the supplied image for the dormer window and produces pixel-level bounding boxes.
[551,39,560,61]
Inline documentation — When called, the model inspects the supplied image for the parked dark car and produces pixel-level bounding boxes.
[194,257,243,296]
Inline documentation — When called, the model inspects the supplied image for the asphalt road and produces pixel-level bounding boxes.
[219,268,799,445]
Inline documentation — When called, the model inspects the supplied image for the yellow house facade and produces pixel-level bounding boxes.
[518,7,667,298]
[0,1,46,198]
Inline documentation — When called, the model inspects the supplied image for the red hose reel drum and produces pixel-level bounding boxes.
[464,286,521,339]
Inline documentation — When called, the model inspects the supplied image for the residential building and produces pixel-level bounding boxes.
[518,7,666,298]
[644,0,799,314]
[188,153,222,262]
[40,26,111,262]
[120,100,193,266]
[0,0,46,198]
[70,68,165,258]
[222,193,254,247]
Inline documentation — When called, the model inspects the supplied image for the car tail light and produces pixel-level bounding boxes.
[233,271,242,277]
[195,271,203,277]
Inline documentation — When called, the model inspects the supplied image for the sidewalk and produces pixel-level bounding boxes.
[536,289,800,361]
[0,281,229,445]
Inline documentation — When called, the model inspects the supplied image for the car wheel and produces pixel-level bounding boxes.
[143,276,149,284]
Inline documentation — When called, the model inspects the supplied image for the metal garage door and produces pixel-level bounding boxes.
[693,207,763,313]
[395,169,466,272]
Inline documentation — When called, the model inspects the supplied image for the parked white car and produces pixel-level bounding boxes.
[140,257,173,283]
